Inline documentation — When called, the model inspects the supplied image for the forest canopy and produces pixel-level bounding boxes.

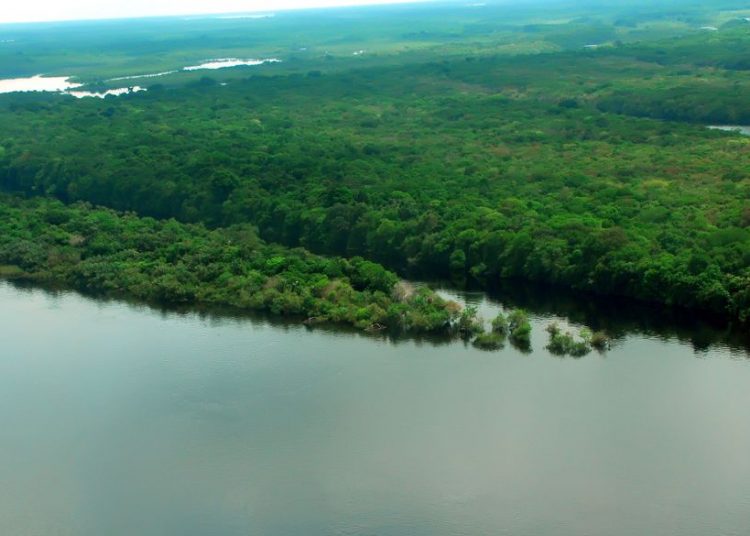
[1,1,749,323]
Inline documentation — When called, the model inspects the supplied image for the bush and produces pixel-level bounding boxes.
[590,331,610,350]
[508,309,532,348]
[458,305,484,336]
[546,326,594,357]
[491,312,509,334]
[473,331,505,351]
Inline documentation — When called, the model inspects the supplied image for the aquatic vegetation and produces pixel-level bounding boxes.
[590,331,610,351]
[508,309,532,349]
[546,323,600,357]
[457,305,484,337]
[491,312,509,335]
[472,332,505,351]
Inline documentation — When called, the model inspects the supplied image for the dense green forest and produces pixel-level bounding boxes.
[1,1,749,326]
[0,195,468,334]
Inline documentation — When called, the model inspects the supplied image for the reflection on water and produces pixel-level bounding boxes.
[2,281,750,536]
[475,278,750,355]
[12,276,748,357]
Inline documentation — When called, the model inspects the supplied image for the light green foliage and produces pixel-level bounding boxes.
[507,309,532,348]
[0,196,455,334]
[472,332,505,351]
[457,305,484,336]
[546,323,601,357]
[590,331,610,351]
[491,312,509,335]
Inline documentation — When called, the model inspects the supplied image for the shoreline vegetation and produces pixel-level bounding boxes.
[0,194,615,356]
[0,195,530,347]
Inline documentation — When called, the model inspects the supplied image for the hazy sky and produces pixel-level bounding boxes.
[0,0,426,24]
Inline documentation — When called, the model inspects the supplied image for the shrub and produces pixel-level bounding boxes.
[473,332,505,351]
[458,305,484,336]
[508,309,532,348]
[491,312,509,334]
[546,326,595,357]
[590,331,610,350]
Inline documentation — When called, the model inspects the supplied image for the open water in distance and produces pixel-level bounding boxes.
[1,281,749,536]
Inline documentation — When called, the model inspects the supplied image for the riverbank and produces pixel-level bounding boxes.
[5,194,750,353]
[0,195,470,336]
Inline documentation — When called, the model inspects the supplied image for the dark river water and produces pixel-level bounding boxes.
[1,281,749,536]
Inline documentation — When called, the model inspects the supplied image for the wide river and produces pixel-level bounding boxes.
[1,281,749,536]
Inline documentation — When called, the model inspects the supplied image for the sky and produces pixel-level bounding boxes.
[0,0,429,24]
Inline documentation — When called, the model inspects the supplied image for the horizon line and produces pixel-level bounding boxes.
[0,0,439,26]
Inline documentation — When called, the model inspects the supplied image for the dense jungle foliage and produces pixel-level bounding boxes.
[1,1,749,324]
[0,195,463,333]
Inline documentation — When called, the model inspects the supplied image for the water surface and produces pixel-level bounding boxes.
[1,282,749,536]
[108,58,281,82]
[0,74,81,93]
[708,125,750,136]
[0,75,145,98]
[68,86,146,99]
[183,58,281,71]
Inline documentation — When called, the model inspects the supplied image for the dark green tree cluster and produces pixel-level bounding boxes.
[545,323,609,357]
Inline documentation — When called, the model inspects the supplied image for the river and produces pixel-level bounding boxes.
[708,125,750,136]
[1,281,749,535]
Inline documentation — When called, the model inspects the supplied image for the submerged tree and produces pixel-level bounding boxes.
[457,305,484,337]
[507,309,532,351]
[545,323,606,357]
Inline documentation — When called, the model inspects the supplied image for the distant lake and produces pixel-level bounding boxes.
[708,125,750,136]
[68,86,146,99]
[2,281,749,535]
[0,75,144,98]
[0,56,281,96]
[183,58,281,71]
[110,58,281,81]
[0,74,82,93]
